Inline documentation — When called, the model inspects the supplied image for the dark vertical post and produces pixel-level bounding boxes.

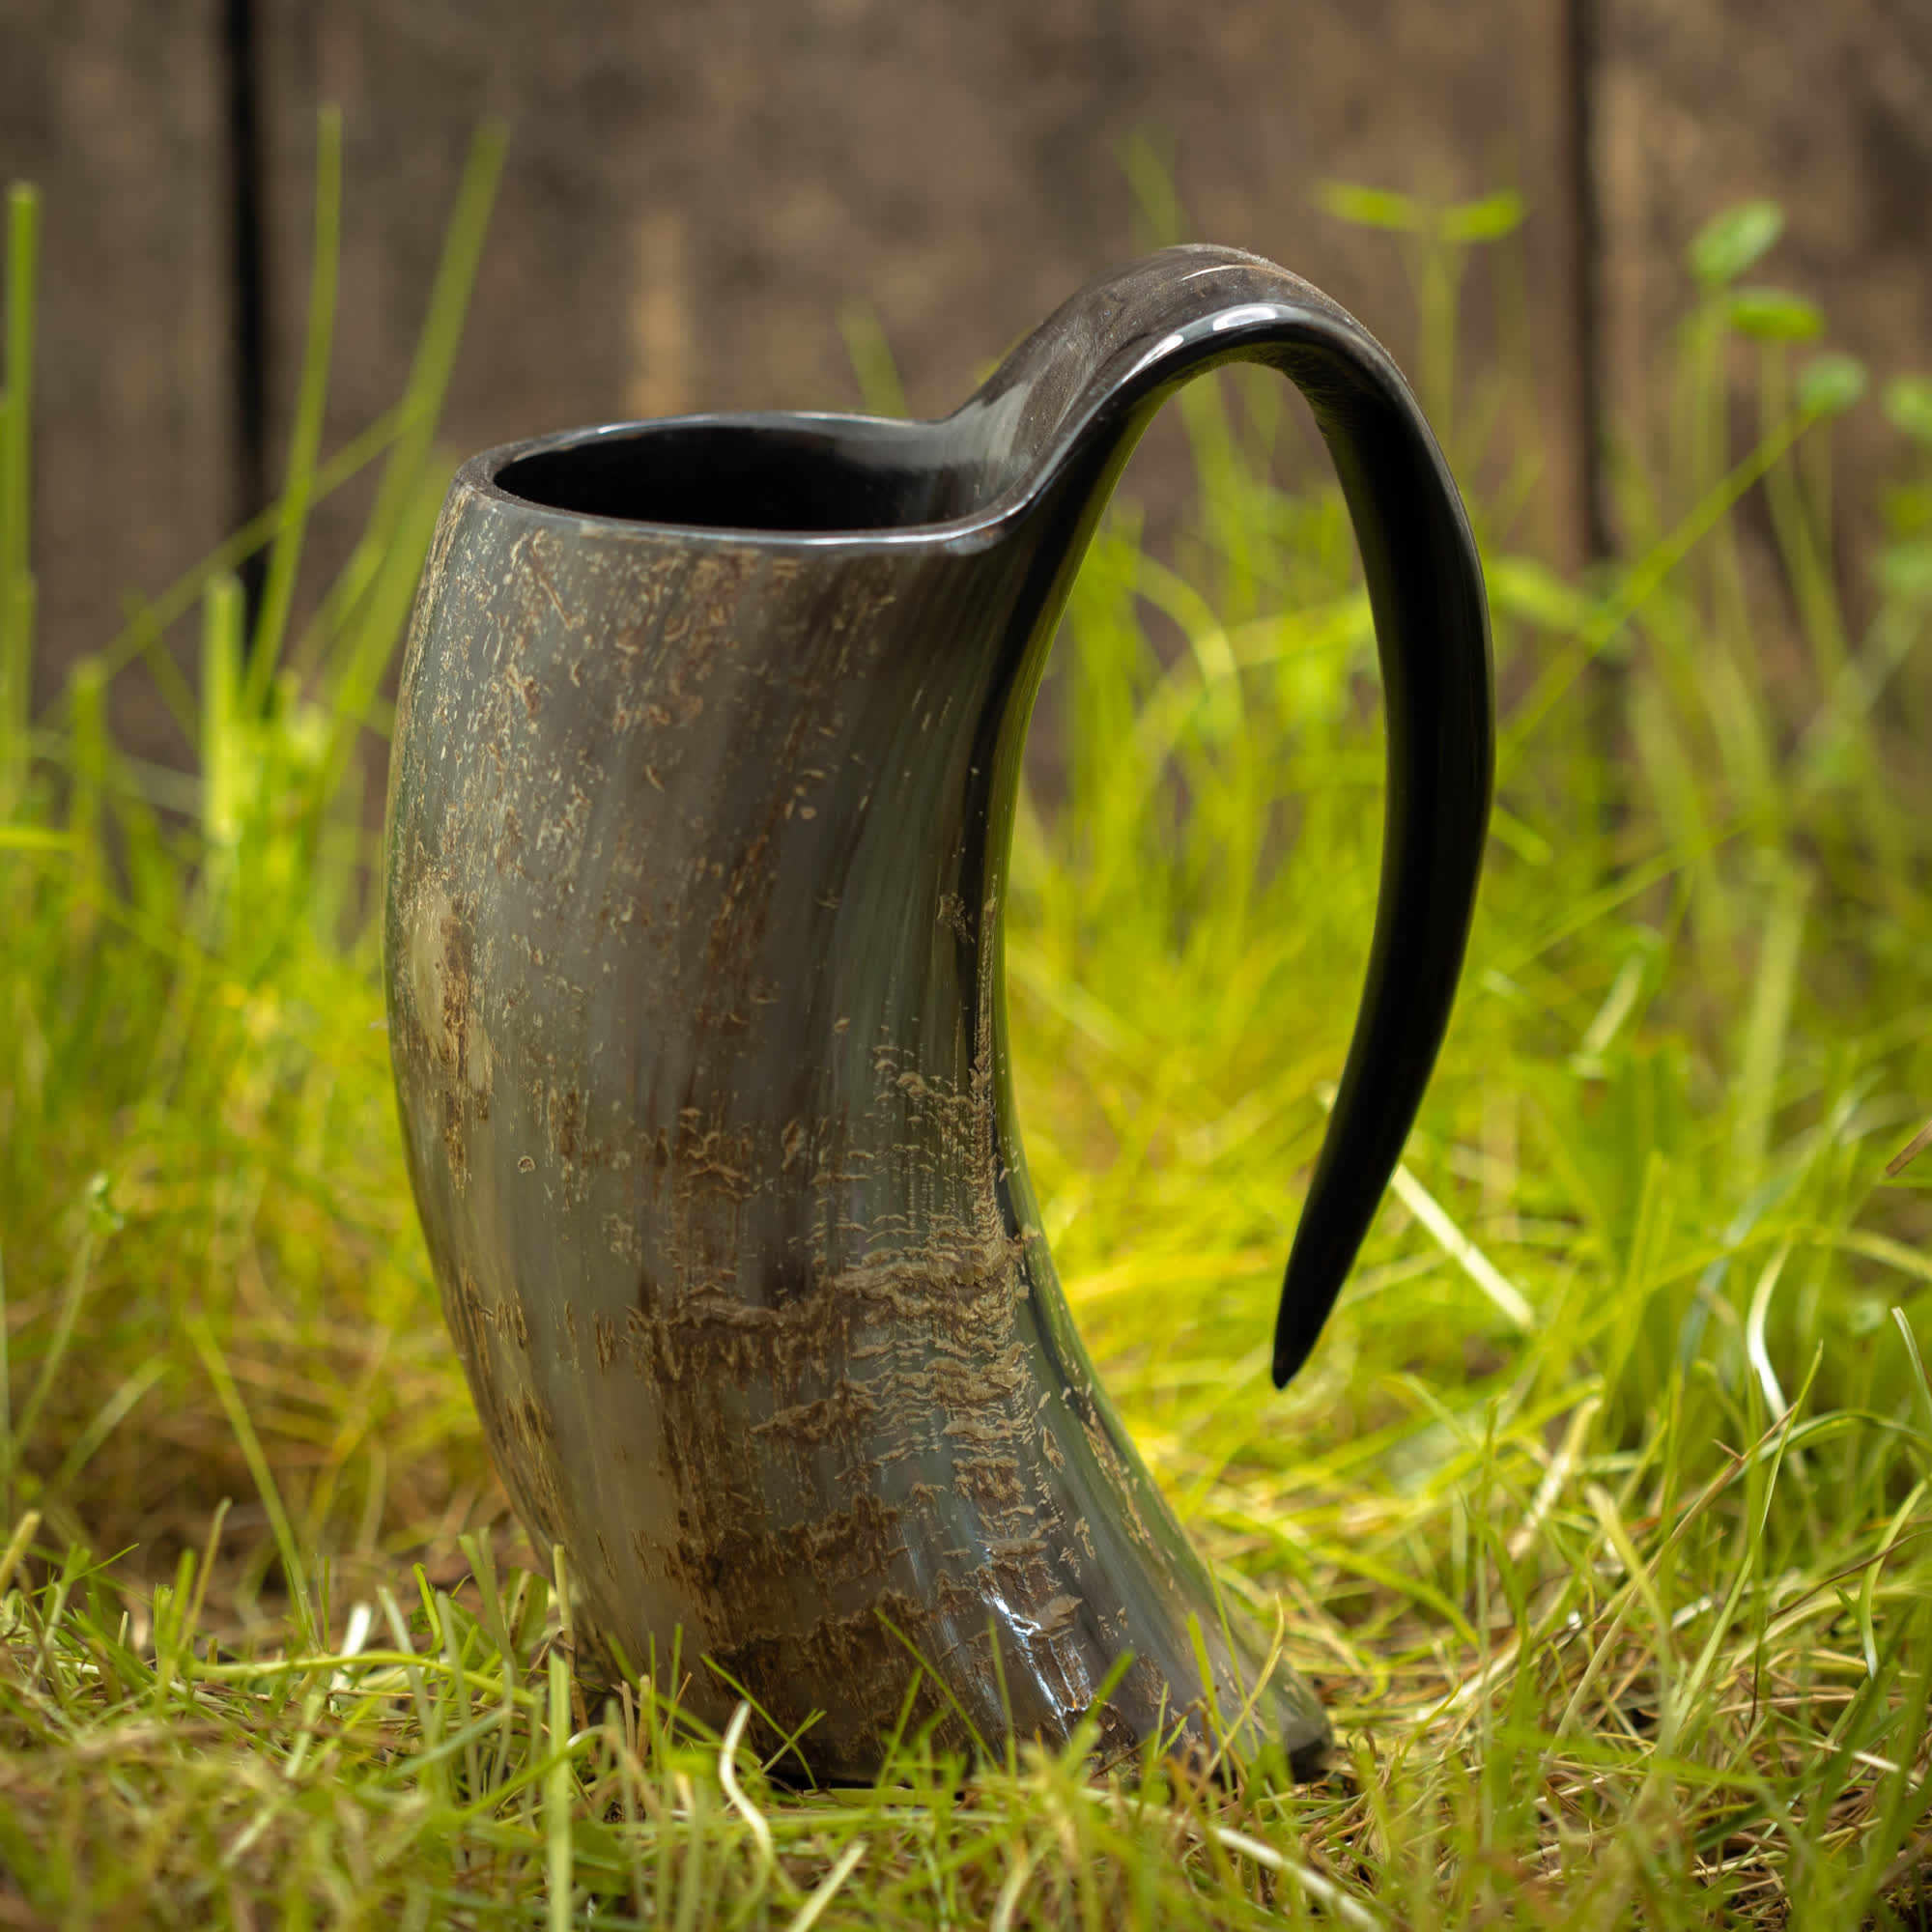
[222,0,269,625]
[1562,0,1625,857]
[1563,0,1610,566]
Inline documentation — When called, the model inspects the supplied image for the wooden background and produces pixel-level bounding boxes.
[6,0,1932,763]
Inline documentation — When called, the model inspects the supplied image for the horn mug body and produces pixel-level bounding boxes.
[384,245,1493,1779]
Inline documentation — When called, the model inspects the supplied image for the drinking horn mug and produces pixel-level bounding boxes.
[384,243,1492,1780]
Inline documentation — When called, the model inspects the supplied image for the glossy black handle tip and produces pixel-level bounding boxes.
[1252,329,1494,1388]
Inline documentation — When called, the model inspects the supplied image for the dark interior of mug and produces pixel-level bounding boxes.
[494,418,963,534]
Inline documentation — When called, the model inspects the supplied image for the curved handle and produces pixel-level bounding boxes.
[999,248,1494,1389]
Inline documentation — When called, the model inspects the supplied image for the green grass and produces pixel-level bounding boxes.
[4,142,1932,1924]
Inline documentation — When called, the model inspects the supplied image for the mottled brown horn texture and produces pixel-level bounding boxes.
[383,244,1493,1780]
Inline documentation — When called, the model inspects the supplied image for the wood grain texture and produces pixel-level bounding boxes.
[20,0,1932,758]
[0,0,232,762]
[251,0,1587,581]
[1595,0,1932,559]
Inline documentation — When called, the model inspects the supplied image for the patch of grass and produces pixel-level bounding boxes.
[4,141,1932,1924]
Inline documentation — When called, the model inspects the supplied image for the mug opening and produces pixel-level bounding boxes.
[492,419,959,535]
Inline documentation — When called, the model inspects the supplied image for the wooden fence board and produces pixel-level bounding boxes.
[1596,0,1932,566]
[20,0,1931,769]
[252,0,1587,595]
[0,0,233,764]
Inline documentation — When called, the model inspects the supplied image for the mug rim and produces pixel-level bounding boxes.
[461,411,1020,553]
